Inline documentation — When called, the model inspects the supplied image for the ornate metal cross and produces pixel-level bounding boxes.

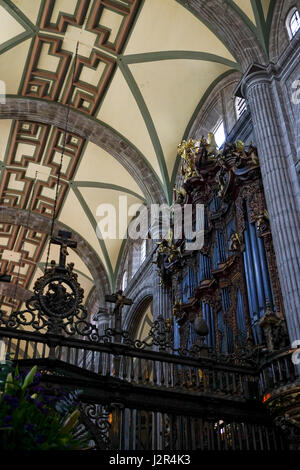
[51,230,77,269]
[105,290,132,342]
[105,290,132,377]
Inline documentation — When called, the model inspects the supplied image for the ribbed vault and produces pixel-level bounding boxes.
[0,0,275,300]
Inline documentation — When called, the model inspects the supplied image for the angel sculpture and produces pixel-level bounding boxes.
[256,209,269,235]
[247,141,259,165]
[173,187,186,204]
[177,139,200,181]
[229,232,242,252]
[206,132,219,156]
[156,229,182,267]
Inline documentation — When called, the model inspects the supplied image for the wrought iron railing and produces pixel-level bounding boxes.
[258,348,299,397]
[0,232,292,450]
[0,326,291,450]
[0,326,259,401]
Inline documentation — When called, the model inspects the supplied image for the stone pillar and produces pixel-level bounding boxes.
[238,63,300,343]
[152,255,172,321]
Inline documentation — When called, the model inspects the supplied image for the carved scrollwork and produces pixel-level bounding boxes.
[0,260,102,342]
[121,316,174,350]
[80,403,111,450]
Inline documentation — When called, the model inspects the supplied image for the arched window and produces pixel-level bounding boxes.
[140,239,147,264]
[235,96,247,120]
[286,8,300,39]
[214,120,226,149]
[135,300,153,343]
[122,270,128,291]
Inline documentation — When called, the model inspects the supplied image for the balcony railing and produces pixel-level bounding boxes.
[258,348,299,397]
[0,326,260,400]
[1,326,292,450]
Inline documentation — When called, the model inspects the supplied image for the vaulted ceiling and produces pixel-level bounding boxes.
[0,0,275,312]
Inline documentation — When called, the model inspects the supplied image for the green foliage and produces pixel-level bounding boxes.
[0,363,91,450]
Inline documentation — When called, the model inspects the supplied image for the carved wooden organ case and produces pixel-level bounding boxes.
[165,138,288,355]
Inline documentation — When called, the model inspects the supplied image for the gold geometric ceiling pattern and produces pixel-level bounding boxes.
[0,0,275,305]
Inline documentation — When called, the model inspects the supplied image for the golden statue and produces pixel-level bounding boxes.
[177,133,221,181]
[173,187,186,203]
[235,140,246,154]
[206,132,219,156]
[248,141,259,165]
[177,138,200,181]
[156,229,181,264]
[256,209,269,232]
[172,300,183,318]
[229,232,242,252]
[168,243,181,263]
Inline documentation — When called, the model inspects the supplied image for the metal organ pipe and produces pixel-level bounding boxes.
[248,218,266,313]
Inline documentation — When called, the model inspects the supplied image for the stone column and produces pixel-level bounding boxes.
[152,261,173,321]
[238,63,300,344]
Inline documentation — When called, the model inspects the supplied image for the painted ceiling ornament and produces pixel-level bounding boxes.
[0,231,101,341]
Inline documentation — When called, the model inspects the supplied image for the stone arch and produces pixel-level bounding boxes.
[115,240,131,292]
[0,98,166,205]
[0,282,32,303]
[123,287,153,334]
[85,285,105,321]
[0,207,110,300]
[187,70,242,137]
[269,0,299,64]
[177,0,267,70]
[115,223,153,292]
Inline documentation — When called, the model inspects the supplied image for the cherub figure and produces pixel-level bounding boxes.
[247,141,259,165]
[172,300,183,318]
[229,232,242,252]
[173,187,186,204]
[177,139,200,181]
[206,132,219,156]
[168,243,181,263]
[256,209,269,234]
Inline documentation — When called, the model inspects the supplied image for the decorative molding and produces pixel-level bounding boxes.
[22,35,71,101]
[40,0,90,33]
[87,0,141,54]
[62,50,116,115]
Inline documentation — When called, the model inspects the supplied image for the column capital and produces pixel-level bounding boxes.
[235,33,300,100]
[234,63,275,99]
